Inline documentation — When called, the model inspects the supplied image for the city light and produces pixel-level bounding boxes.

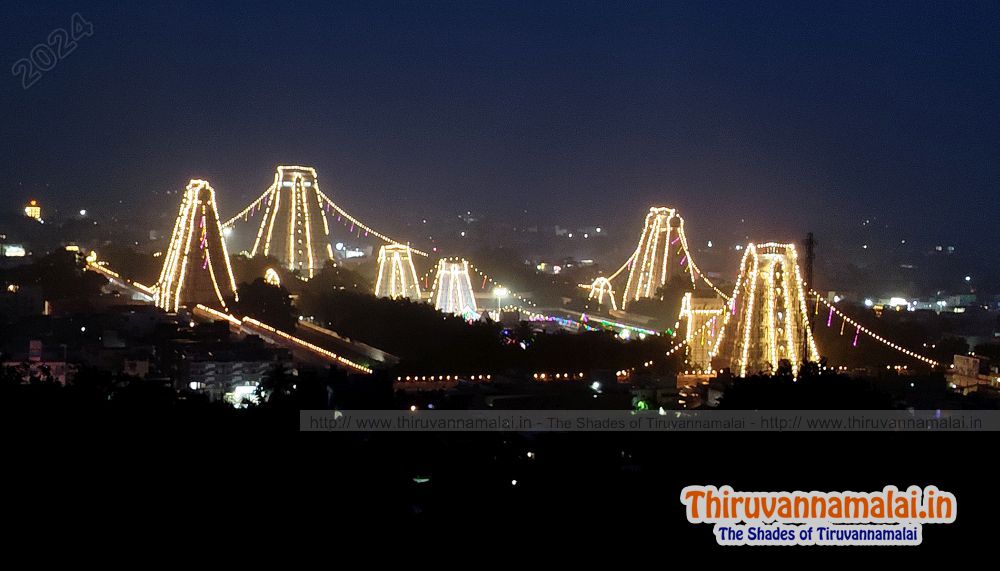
[24,199,41,221]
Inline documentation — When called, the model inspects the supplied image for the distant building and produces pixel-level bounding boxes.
[1,243,27,257]
[2,340,74,384]
[23,200,41,221]
[174,337,291,403]
[947,354,999,394]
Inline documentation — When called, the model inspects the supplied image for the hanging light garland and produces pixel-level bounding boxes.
[810,291,939,367]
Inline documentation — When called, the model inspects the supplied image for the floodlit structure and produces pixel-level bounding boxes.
[155,180,239,312]
[711,243,819,376]
[588,277,618,310]
[678,292,725,370]
[375,244,421,300]
[24,199,41,221]
[432,258,478,316]
[222,165,427,279]
[246,166,331,278]
[263,268,281,286]
[621,207,698,310]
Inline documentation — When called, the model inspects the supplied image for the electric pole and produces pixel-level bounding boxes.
[802,232,817,369]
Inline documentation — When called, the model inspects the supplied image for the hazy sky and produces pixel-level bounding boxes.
[3,1,998,262]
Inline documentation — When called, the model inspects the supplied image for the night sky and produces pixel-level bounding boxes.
[3,1,998,265]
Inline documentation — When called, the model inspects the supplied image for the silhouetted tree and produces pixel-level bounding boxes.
[231,278,297,332]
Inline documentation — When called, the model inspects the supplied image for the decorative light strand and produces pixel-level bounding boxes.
[315,187,428,257]
[241,316,372,374]
[466,261,537,308]
[811,291,940,367]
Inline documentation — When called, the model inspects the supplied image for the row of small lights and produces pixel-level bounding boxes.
[467,262,537,308]
[318,188,429,256]
[86,256,157,296]
[396,372,594,382]
[811,291,940,367]
[532,372,586,380]
[242,316,373,374]
[396,374,492,382]
[193,304,374,375]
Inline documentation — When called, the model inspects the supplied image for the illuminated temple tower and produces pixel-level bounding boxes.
[375,244,421,300]
[433,258,478,316]
[710,243,819,377]
[250,166,332,278]
[155,180,239,312]
[678,292,725,370]
[621,207,696,310]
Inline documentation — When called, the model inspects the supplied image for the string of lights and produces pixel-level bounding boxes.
[241,316,373,374]
[315,188,429,257]
[810,291,940,367]
[466,261,537,308]
[192,307,373,374]
[221,185,273,229]
[396,374,492,383]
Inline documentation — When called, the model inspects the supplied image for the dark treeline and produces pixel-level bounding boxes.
[295,287,672,373]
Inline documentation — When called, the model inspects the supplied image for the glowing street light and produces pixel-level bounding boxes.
[493,286,508,315]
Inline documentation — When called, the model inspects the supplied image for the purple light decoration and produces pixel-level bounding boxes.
[671,236,680,245]
[679,255,687,266]
[827,307,834,327]
[202,256,209,270]
[731,296,738,315]
[853,326,860,347]
[349,223,355,233]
